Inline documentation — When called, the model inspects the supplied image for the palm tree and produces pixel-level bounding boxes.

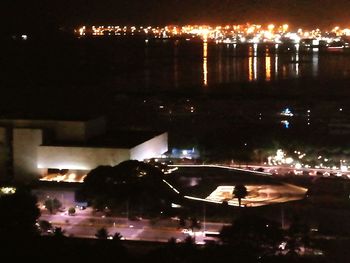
[113,232,123,241]
[38,220,52,234]
[53,227,65,238]
[179,216,186,229]
[95,227,108,239]
[233,184,248,207]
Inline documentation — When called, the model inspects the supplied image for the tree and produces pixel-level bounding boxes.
[179,217,187,229]
[113,232,123,241]
[68,207,76,216]
[0,187,40,240]
[286,216,311,255]
[189,217,201,232]
[220,215,283,254]
[38,220,52,233]
[82,160,175,216]
[184,235,195,246]
[233,184,248,207]
[95,227,108,239]
[53,227,65,238]
[44,198,62,214]
[44,199,54,214]
[168,237,177,246]
[52,198,62,210]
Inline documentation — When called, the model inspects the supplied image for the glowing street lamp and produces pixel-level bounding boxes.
[340,160,348,172]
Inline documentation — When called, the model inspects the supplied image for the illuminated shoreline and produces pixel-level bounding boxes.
[76,24,350,47]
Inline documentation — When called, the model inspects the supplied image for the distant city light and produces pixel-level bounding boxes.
[285,157,293,164]
[0,187,16,195]
[268,149,294,165]
[281,108,294,117]
[74,24,350,49]
[281,120,290,129]
[341,165,348,172]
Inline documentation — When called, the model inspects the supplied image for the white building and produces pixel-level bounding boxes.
[0,116,168,182]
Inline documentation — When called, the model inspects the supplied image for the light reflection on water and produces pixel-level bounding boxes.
[203,42,208,86]
[266,56,271,81]
[135,41,350,89]
[199,42,310,85]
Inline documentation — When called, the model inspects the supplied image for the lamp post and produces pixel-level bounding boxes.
[126,199,129,222]
[203,203,206,233]
[340,160,348,172]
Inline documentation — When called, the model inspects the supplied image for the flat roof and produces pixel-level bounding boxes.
[0,113,101,122]
[42,130,166,149]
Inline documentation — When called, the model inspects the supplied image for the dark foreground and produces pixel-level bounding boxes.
[2,235,348,263]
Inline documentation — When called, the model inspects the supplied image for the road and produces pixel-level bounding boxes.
[224,163,350,178]
[40,208,226,243]
[36,163,316,241]
[170,163,350,178]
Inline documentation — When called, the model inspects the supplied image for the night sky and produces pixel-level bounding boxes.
[3,0,350,31]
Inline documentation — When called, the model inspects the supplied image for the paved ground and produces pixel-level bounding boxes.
[167,164,308,207]
[206,183,307,207]
[40,208,226,243]
[36,164,310,242]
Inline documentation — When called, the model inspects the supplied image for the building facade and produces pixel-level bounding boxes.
[0,117,168,182]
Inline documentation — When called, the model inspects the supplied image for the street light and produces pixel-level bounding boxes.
[340,160,348,172]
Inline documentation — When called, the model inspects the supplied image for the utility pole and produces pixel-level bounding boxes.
[61,194,64,208]
[203,203,206,233]
[126,199,129,222]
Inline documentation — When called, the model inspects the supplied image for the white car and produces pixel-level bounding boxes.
[181,229,193,235]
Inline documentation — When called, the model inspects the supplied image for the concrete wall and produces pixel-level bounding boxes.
[37,146,130,170]
[0,117,168,181]
[13,128,43,181]
[130,132,168,161]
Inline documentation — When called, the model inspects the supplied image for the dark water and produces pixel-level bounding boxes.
[112,39,350,90]
[3,38,350,155]
[103,39,350,154]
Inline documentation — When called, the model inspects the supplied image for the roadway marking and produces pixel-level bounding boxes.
[42,220,210,233]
